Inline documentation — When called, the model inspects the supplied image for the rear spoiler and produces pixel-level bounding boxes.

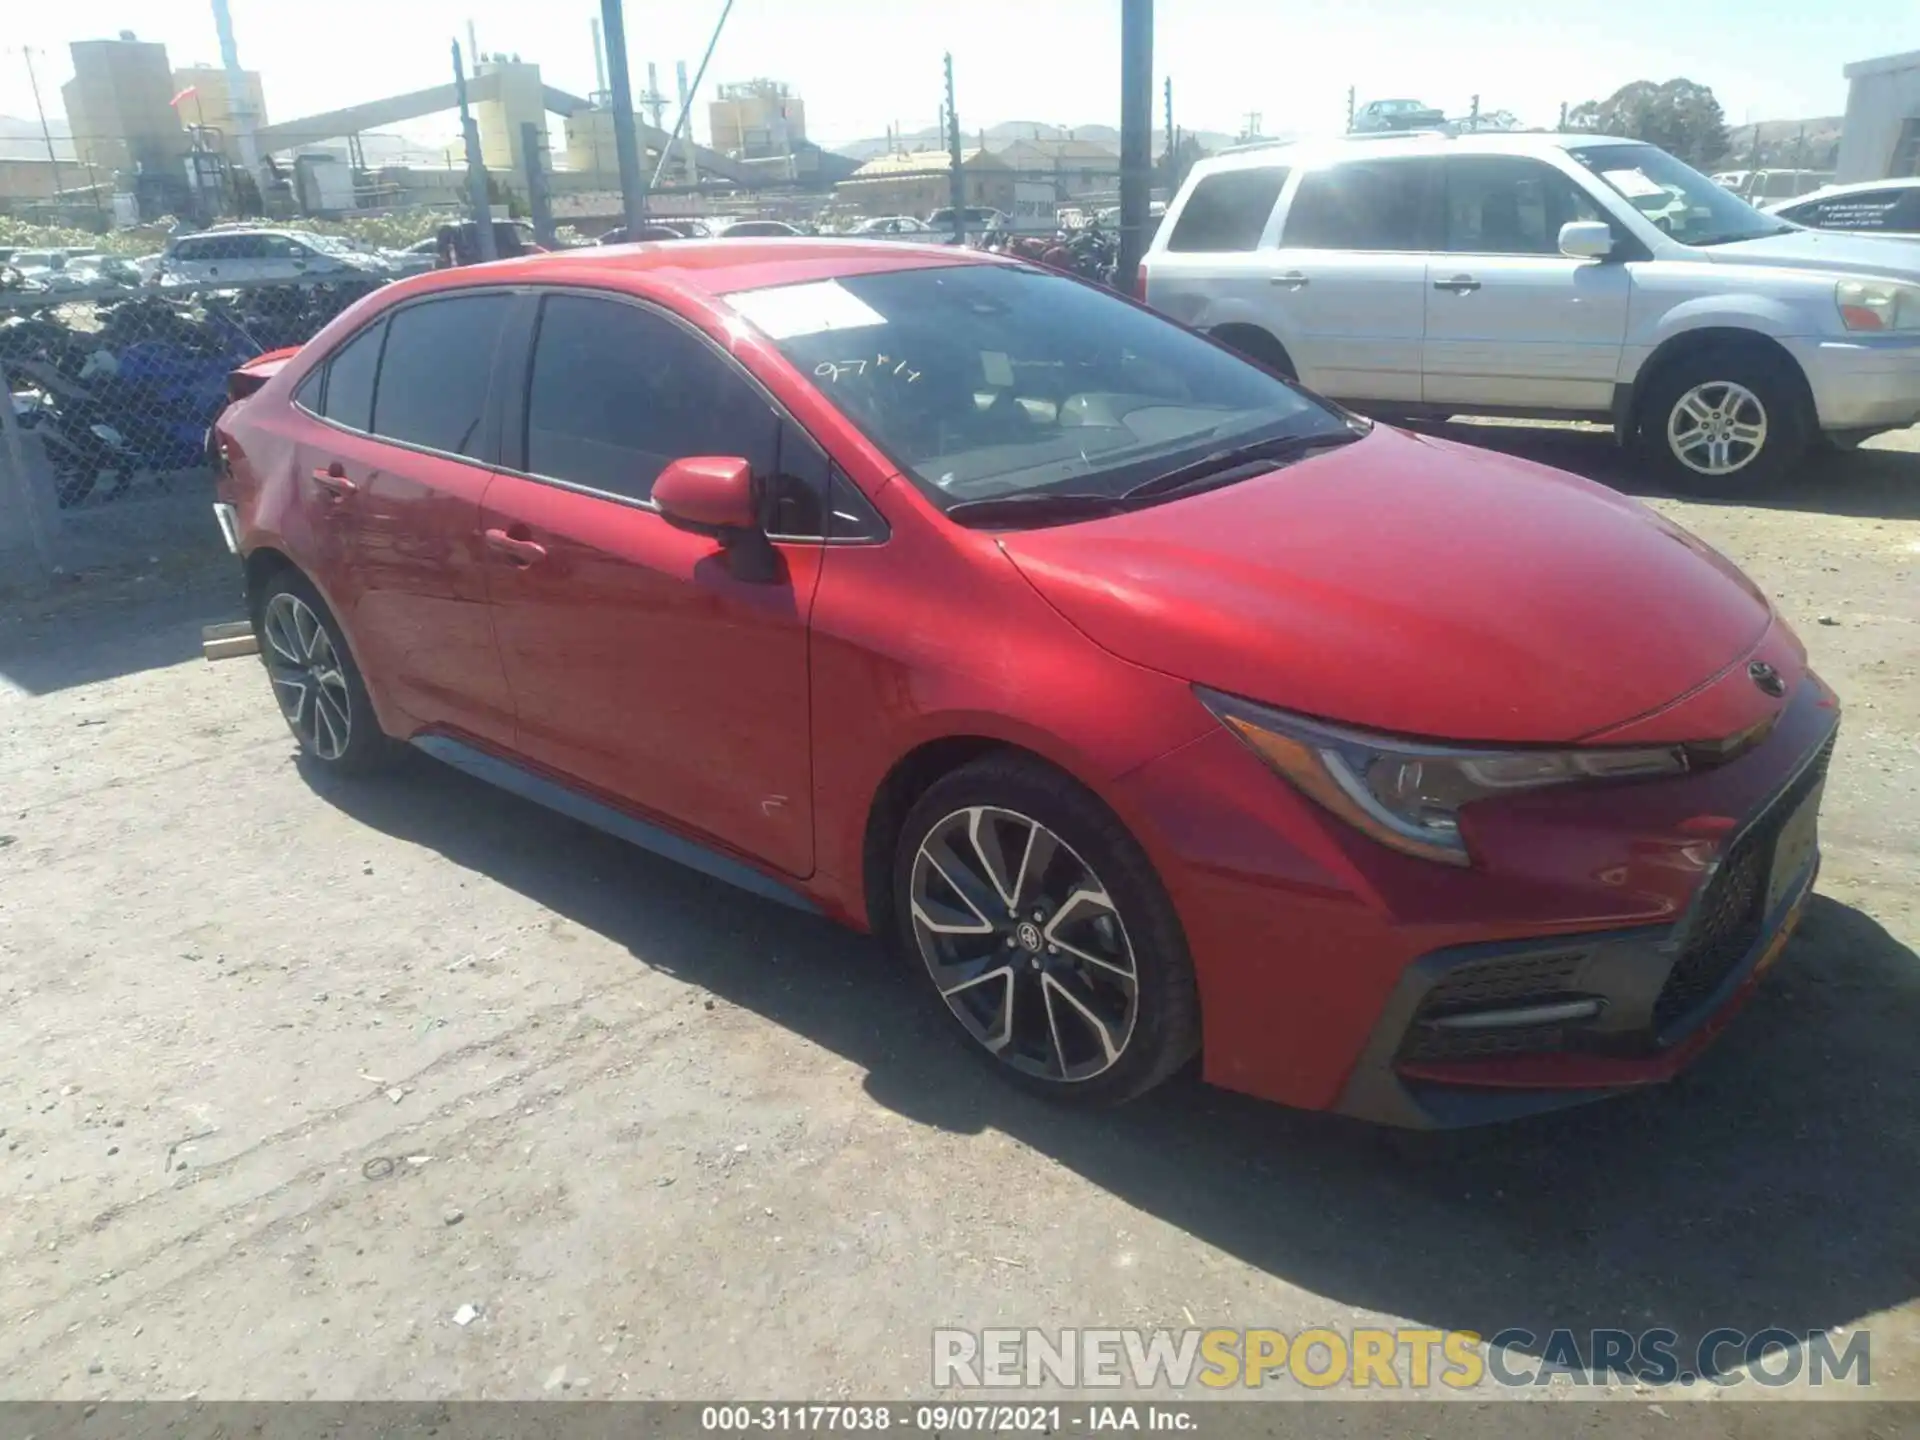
[226,345,303,405]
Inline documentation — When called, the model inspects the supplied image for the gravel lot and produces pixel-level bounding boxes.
[0,424,1915,1412]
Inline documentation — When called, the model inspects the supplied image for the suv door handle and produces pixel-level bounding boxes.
[311,463,357,497]
[484,527,548,566]
[1433,275,1482,293]
[1270,271,1310,288]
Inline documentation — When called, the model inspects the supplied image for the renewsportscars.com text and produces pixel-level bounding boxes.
[932,1326,1870,1390]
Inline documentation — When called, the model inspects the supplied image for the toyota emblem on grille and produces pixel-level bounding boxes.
[1748,660,1786,698]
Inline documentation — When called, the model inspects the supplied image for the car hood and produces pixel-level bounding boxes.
[1703,227,1920,278]
[995,426,1772,744]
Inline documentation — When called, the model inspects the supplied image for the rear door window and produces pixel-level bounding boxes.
[316,320,386,432]
[1282,159,1437,251]
[1814,190,1907,232]
[371,295,510,458]
[1165,167,1290,252]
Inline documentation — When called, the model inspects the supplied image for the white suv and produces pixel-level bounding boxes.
[1141,131,1920,490]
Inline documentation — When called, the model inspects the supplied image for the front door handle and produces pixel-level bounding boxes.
[1270,271,1311,288]
[1433,275,1482,293]
[312,462,357,497]
[484,527,548,565]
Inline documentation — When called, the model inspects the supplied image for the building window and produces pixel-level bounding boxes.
[1894,118,1920,178]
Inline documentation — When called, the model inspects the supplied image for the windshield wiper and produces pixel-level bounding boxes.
[1122,430,1363,503]
[943,491,1133,526]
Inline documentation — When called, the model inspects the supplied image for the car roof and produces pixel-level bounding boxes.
[378,238,999,300]
[1194,130,1644,176]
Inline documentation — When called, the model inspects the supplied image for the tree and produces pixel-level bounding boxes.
[1564,79,1729,169]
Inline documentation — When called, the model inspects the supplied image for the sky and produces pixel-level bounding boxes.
[0,0,1904,153]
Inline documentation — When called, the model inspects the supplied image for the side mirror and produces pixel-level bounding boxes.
[1559,220,1615,260]
[652,455,779,583]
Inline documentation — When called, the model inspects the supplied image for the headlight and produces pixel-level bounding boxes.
[1196,688,1688,867]
[1836,279,1920,332]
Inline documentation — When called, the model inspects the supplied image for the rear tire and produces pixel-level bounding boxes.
[892,754,1199,1105]
[253,569,397,776]
[1637,346,1809,496]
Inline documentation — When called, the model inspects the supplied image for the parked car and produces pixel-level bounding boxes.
[1141,130,1920,492]
[212,240,1838,1128]
[927,206,1009,238]
[1766,177,1920,239]
[1351,99,1447,133]
[158,227,392,286]
[599,219,711,245]
[718,219,802,237]
[853,215,940,238]
[1740,169,1834,204]
[382,238,442,277]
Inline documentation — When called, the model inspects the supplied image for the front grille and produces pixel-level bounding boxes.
[1653,730,1835,1031]
[1400,1023,1570,1064]
[1420,949,1588,1013]
[1398,948,1591,1064]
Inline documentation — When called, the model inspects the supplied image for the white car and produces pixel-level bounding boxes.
[1767,178,1920,240]
[158,228,391,286]
[853,215,939,239]
[1142,130,1920,490]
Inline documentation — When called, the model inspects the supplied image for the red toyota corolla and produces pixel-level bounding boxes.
[211,241,1839,1127]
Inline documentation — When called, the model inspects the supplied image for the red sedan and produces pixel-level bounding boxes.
[211,241,1839,1127]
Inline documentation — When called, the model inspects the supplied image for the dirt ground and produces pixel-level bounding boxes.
[0,423,1915,1413]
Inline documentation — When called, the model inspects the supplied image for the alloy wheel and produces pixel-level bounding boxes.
[261,592,353,761]
[908,806,1139,1082]
[1666,381,1768,477]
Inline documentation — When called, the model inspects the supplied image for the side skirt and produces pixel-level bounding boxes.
[410,734,822,916]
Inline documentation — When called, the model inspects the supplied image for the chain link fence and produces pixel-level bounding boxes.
[1,276,386,577]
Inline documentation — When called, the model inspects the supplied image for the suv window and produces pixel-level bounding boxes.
[1166,167,1289,252]
[311,320,386,432]
[1442,156,1606,255]
[372,295,510,457]
[523,293,778,505]
[1283,159,1434,250]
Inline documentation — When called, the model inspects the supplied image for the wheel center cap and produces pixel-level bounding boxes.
[1015,921,1044,953]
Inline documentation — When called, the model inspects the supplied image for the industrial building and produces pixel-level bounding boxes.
[170,61,269,156]
[59,33,188,182]
[1838,50,1920,182]
[834,148,1018,217]
[709,80,807,160]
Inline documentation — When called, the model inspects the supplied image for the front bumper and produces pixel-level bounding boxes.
[1782,332,1920,434]
[1332,724,1833,1128]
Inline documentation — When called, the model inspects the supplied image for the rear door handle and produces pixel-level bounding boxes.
[1433,275,1482,293]
[312,463,357,497]
[484,527,548,565]
[1270,271,1310,288]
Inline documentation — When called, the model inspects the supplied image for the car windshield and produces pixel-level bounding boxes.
[1570,143,1792,246]
[728,263,1352,515]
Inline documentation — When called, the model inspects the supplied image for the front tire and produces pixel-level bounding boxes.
[255,570,396,775]
[1638,346,1809,495]
[892,755,1199,1104]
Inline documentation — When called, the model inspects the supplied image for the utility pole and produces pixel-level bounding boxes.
[20,49,66,207]
[601,0,649,233]
[521,120,555,245]
[1468,94,1481,133]
[944,53,965,242]
[1118,0,1153,285]
[452,40,498,260]
[1346,85,1356,133]
[674,62,696,187]
[1163,75,1174,186]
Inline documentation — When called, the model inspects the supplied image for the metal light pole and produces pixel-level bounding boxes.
[944,54,965,241]
[1118,0,1153,285]
[452,41,498,261]
[601,0,649,233]
[20,48,66,207]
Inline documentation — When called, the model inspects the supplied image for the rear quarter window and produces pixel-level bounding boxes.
[1166,167,1289,252]
[1283,159,1433,251]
